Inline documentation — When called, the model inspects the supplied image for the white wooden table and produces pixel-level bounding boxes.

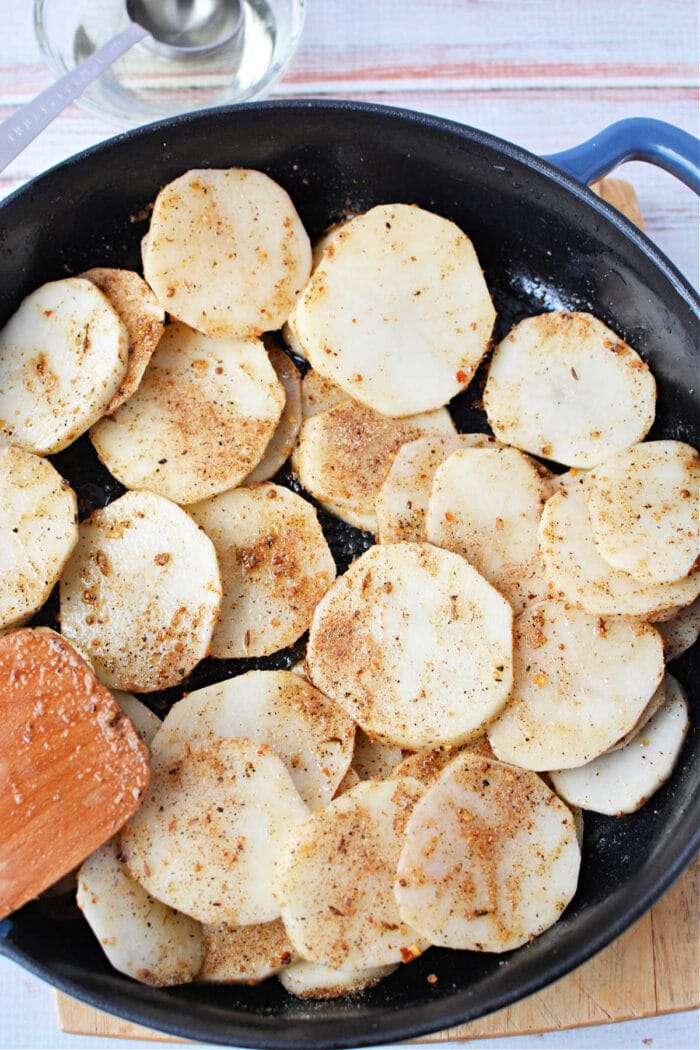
[0,2,698,1048]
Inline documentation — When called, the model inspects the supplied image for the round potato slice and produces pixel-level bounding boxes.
[427,445,552,613]
[0,277,128,454]
[307,543,513,750]
[122,738,309,925]
[77,837,203,987]
[151,670,355,810]
[279,960,397,1000]
[300,369,347,420]
[274,778,428,970]
[395,753,580,951]
[292,400,456,534]
[550,674,690,815]
[81,267,165,412]
[0,445,78,629]
[539,479,700,618]
[487,601,664,770]
[605,677,667,753]
[291,203,496,417]
[483,311,656,467]
[142,168,311,338]
[111,691,162,746]
[90,322,285,505]
[352,729,405,782]
[376,433,499,545]
[198,919,296,984]
[244,347,302,484]
[188,483,336,659]
[60,489,222,692]
[654,596,700,661]
[587,441,699,584]
[392,738,495,785]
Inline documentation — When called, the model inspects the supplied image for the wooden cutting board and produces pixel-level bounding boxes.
[56,178,700,1042]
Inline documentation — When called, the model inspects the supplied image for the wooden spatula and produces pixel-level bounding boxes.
[0,627,150,919]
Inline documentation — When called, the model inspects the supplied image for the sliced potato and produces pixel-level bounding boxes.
[488,601,664,770]
[654,596,700,661]
[77,837,203,987]
[483,311,656,467]
[550,674,690,815]
[605,677,667,753]
[274,778,428,969]
[427,445,552,613]
[352,729,405,781]
[188,483,336,659]
[300,369,347,419]
[0,445,77,629]
[376,433,498,545]
[198,919,296,984]
[587,441,699,583]
[307,542,513,750]
[292,400,456,533]
[151,670,355,811]
[90,322,285,505]
[334,767,362,796]
[244,347,302,483]
[111,691,162,746]
[60,489,222,692]
[395,753,580,951]
[142,168,312,338]
[291,203,496,417]
[392,739,495,784]
[81,267,165,412]
[279,960,397,1000]
[122,738,309,925]
[539,480,700,618]
[0,278,128,454]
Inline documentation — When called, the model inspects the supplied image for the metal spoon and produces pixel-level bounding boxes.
[0,0,243,173]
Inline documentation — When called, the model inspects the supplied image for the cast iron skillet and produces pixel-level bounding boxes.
[0,101,698,1048]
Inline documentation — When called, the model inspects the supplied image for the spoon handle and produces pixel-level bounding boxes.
[0,22,148,175]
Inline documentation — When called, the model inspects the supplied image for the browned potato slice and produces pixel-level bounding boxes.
[81,268,164,412]
[292,400,456,533]
[395,753,580,951]
[274,778,428,969]
[60,489,222,692]
[198,920,296,984]
[488,601,664,770]
[188,483,335,659]
[290,203,496,416]
[90,322,285,505]
[307,543,513,750]
[142,168,311,338]
[122,738,309,925]
[245,347,302,483]
[484,311,656,467]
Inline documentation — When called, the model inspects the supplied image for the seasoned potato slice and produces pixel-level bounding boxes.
[111,691,161,746]
[60,489,222,692]
[484,311,656,467]
[0,446,77,629]
[300,369,347,419]
[588,441,699,584]
[539,479,700,618]
[77,837,203,987]
[245,347,302,483]
[393,738,495,784]
[274,778,428,969]
[605,678,667,753]
[142,168,311,338]
[550,674,689,815]
[395,753,580,951]
[654,596,700,661]
[151,670,355,810]
[292,400,456,533]
[307,543,513,750]
[488,601,664,770]
[427,446,552,613]
[198,919,296,984]
[352,729,405,781]
[290,203,496,417]
[0,278,128,454]
[376,433,498,545]
[279,960,397,1000]
[122,738,309,925]
[81,268,164,412]
[90,322,285,505]
[188,483,335,658]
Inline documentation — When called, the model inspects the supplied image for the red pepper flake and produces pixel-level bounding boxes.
[456,370,468,383]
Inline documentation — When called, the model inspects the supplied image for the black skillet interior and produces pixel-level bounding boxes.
[0,101,698,1049]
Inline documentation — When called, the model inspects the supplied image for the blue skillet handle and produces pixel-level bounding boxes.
[543,117,700,195]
